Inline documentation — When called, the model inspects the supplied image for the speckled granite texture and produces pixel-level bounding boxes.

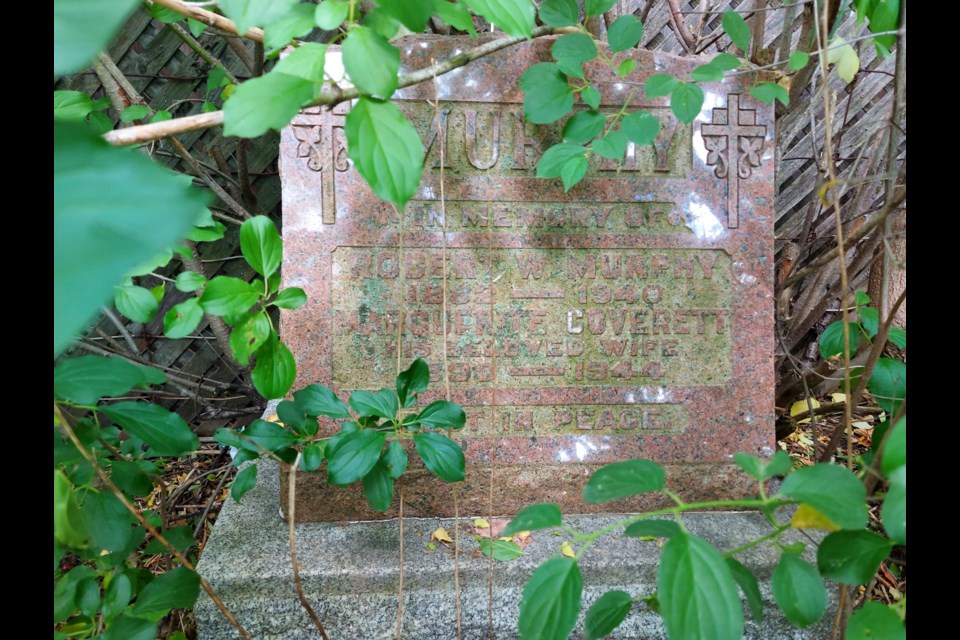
[196,460,834,639]
[277,35,777,521]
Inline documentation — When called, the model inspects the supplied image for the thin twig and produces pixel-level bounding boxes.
[667,0,697,51]
[100,307,141,355]
[103,25,578,147]
[55,406,253,640]
[287,453,331,639]
[395,486,405,640]
[169,136,254,220]
[167,21,240,84]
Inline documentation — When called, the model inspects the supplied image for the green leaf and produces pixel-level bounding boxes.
[150,283,166,304]
[378,441,407,480]
[539,0,579,27]
[711,52,741,71]
[621,111,660,145]
[243,419,298,452]
[54,356,165,405]
[263,3,315,50]
[551,34,596,79]
[199,276,260,317]
[658,532,743,639]
[868,358,905,415]
[80,490,135,552]
[562,111,606,144]
[223,70,317,138]
[54,470,90,549]
[583,459,665,504]
[819,320,861,358]
[315,0,350,30]
[410,400,467,430]
[363,9,400,38]
[856,291,873,307]
[617,58,637,77]
[110,460,154,497]
[219,0,297,34]
[133,566,200,615]
[54,90,100,120]
[591,129,628,160]
[377,0,432,32]
[53,0,140,77]
[432,0,477,37]
[102,402,199,456]
[175,271,206,293]
[273,287,308,310]
[188,18,207,37]
[54,122,205,357]
[560,155,588,191]
[722,10,751,53]
[396,357,430,407]
[772,554,826,627]
[734,450,793,481]
[691,63,724,82]
[536,142,587,178]
[502,504,563,536]
[881,418,905,476]
[102,572,133,623]
[143,525,195,555]
[670,82,704,124]
[883,466,906,545]
[584,0,616,17]
[87,110,114,134]
[279,399,317,436]
[350,388,400,419]
[275,44,328,82]
[99,614,157,640]
[581,86,601,109]
[230,312,272,366]
[584,590,632,640]
[77,576,101,617]
[294,384,351,419]
[344,97,424,206]
[518,557,582,640]
[413,432,465,482]
[847,601,906,640]
[887,326,906,349]
[520,63,574,124]
[231,464,258,502]
[114,285,158,322]
[624,519,681,539]
[464,0,535,38]
[817,530,893,585]
[363,459,395,511]
[645,73,678,98]
[780,463,867,529]
[726,557,764,622]
[607,15,643,52]
[789,50,810,71]
[163,299,204,339]
[478,537,523,561]
[251,332,297,399]
[750,82,790,106]
[343,27,400,98]
[186,219,226,242]
[327,430,386,485]
[301,442,325,471]
[120,105,151,123]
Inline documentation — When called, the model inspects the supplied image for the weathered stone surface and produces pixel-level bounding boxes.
[196,459,835,639]
[279,35,776,520]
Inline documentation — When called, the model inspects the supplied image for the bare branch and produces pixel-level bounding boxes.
[150,0,264,42]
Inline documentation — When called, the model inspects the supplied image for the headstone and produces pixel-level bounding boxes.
[279,35,775,521]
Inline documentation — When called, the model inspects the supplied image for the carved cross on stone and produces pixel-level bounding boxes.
[700,93,767,229]
[292,109,345,224]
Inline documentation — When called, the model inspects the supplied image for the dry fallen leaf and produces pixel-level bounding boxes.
[830,392,847,404]
[431,527,453,544]
[473,518,509,539]
[473,518,490,529]
[560,541,576,558]
[790,399,820,424]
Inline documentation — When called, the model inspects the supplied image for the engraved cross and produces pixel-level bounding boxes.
[292,109,345,224]
[700,93,766,229]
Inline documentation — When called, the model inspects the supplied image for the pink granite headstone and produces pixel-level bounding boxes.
[278,35,775,521]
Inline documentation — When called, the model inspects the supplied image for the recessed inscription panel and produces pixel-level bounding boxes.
[331,247,731,391]
[279,36,775,520]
